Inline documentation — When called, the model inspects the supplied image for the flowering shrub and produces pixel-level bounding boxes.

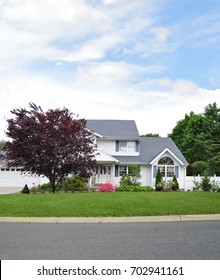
[155,180,165,191]
[156,178,179,191]
[162,180,174,191]
[98,182,116,192]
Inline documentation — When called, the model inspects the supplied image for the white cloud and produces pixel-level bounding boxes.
[101,0,123,5]
[61,33,122,62]
[0,0,219,140]
[1,65,219,139]
[0,0,165,68]
[155,78,199,96]
[191,12,220,43]
[74,62,133,89]
[0,0,113,68]
[0,23,63,68]
[1,0,106,35]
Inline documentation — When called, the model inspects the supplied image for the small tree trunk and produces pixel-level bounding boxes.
[51,184,56,193]
[49,176,56,193]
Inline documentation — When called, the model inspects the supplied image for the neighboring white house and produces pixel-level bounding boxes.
[87,120,188,188]
[0,119,189,190]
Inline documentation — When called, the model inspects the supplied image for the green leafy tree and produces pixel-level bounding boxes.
[169,102,220,176]
[140,133,160,137]
[0,140,5,150]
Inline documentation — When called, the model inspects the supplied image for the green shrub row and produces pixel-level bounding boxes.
[21,175,90,194]
[116,185,153,192]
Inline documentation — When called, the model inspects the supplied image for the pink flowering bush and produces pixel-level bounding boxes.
[98,182,116,192]
[156,179,178,191]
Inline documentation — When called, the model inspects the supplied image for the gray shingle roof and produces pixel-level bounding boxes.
[0,150,6,161]
[114,137,188,165]
[86,120,139,139]
[86,120,188,165]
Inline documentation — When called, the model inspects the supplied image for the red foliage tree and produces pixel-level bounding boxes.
[3,103,97,192]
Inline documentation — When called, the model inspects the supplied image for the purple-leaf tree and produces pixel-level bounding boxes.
[3,103,97,193]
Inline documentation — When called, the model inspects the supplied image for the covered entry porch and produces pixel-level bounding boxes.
[94,150,118,185]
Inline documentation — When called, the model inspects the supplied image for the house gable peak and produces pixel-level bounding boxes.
[86,119,139,139]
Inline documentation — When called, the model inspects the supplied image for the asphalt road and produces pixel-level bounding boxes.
[0,221,219,260]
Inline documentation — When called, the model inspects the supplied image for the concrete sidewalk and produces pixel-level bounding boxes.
[0,214,220,224]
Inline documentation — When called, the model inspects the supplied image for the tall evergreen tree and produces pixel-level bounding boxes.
[155,168,163,191]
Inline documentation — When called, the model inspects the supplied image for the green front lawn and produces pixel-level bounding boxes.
[0,192,219,217]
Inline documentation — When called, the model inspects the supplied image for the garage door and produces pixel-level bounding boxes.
[0,168,48,188]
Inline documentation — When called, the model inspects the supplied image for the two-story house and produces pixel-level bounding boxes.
[0,119,188,190]
[87,120,188,188]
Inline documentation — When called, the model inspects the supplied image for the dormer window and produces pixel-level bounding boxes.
[127,141,136,152]
[119,141,127,152]
[119,141,136,152]
[116,140,139,153]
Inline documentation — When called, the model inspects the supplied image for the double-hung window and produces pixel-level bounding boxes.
[119,165,127,176]
[117,141,138,153]
[119,141,127,152]
[127,141,136,152]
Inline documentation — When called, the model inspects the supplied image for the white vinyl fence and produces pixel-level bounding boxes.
[185,175,220,191]
[1,167,220,192]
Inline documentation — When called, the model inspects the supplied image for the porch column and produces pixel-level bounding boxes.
[97,166,100,184]
[111,165,115,185]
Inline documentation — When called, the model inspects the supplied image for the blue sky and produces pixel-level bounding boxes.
[0,0,219,139]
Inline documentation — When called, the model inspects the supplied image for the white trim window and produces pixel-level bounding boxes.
[119,141,127,152]
[158,157,174,178]
[119,141,136,152]
[119,165,128,176]
[127,141,136,152]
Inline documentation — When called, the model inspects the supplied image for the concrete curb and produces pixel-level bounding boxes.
[0,214,220,224]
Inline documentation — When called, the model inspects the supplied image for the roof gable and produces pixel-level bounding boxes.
[139,137,188,165]
[114,137,188,165]
[95,150,118,163]
[86,120,139,139]
[149,148,184,165]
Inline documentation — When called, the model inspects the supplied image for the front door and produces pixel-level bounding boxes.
[96,165,111,184]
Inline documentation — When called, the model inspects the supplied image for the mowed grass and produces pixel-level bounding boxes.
[0,192,219,217]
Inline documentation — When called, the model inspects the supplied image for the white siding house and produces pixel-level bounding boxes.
[87,120,188,189]
[0,119,189,190]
